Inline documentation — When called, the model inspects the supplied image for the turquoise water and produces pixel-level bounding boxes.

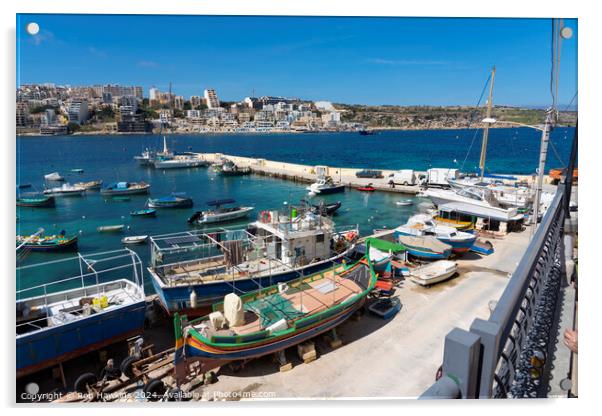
[16,128,574,291]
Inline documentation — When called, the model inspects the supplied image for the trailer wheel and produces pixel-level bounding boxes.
[120,355,138,379]
[144,378,166,401]
[403,181,409,186]
[74,372,97,393]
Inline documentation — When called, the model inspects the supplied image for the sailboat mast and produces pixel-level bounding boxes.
[479,66,496,180]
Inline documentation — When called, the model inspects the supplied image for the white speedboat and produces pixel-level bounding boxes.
[448,178,532,209]
[44,172,64,181]
[154,156,207,169]
[43,183,86,197]
[424,187,520,220]
[187,199,253,225]
[409,260,458,286]
[306,176,345,195]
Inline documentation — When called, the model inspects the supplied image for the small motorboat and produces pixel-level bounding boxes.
[409,260,458,286]
[44,172,64,181]
[122,235,148,245]
[97,225,126,233]
[368,297,402,319]
[218,160,252,176]
[16,194,55,208]
[16,233,78,252]
[356,184,376,192]
[148,195,194,209]
[396,200,413,206]
[469,238,494,255]
[188,199,253,224]
[74,180,103,190]
[70,168,84,173]
[17,183,32,189]
[310,201,342,216]
[130,208,157,217]
[306,176,345,195]
[43,183,86,197]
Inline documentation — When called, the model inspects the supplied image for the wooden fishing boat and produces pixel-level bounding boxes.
[122,235,148,244]
[368,297,402,319]
[97,225,125,233]
[74,180,103,190]
[148,195,193,209]
[396,235,452,260]
[16,234,78,252]
[409,260,458,286]
[173,251,377,381]
[130,208,157,217]
[16,194,55,208]
[100,182,150,196]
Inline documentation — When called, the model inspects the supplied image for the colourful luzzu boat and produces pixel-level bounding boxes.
[16,233,78,252]
[16,194,56,208]
[173,248,376,382]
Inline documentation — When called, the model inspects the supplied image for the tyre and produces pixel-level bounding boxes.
[144,378,166,401]
[120,355,138,379]
[74,372,97,393]
[403,181,409,186]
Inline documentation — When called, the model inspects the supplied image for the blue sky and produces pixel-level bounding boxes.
[16,14,577,107]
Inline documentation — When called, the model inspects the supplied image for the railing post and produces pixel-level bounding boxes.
[442,328,482,398]
[470,318,502,398]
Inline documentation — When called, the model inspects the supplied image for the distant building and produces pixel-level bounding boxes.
[149,87,159,101]
[117,112,153,133]
[40,124,68,135]
[174,96,185,111]
[315,101,336,112]
[102,92,113,104]
[41,109,57,126]
[321,111,341,127]
[67,99,89,124]
[190,95,202,108]
[243,97,262,109]
[204,89,220,109]
[16,102,29,127]
[186,109,202,119]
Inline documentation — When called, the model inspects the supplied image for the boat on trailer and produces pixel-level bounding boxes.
[173,249,376,381]
[148,211,359,315]
[16,249,146,379]
[187,199,253,225]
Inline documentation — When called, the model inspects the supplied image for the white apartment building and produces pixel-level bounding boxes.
[204,89,220,109]
[67,99,89,124]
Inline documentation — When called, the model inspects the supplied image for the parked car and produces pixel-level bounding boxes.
[355,169,383,179]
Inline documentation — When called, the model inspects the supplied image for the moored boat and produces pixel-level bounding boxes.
[74,180,103,190]
[356,184,376,192]
[130,208,157,217]
[122,235,148,244]
[396,200,413,206]
[218,160,252,176]
[148,195,194,209]
[70,168,84,173]
[187,199,253,225]
[16,194,56,208]
[100,182,150,196]
[154,156,208,169]
[307,176,345,195]
[310,200,342,216]
[42,183,86,197]
[97,225,126,233]
[16,250,146,379]
[173,249,376,380]
[44,172,64,181]
[16,233,78,252]
[394,214,477,253]
[409,260,458,286]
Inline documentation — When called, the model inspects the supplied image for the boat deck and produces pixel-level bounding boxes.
[193,264,361,336]
[17,280,144,336]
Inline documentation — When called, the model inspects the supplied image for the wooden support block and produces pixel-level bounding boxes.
[279,362,293,372]
[274,350,293,372]
[329,338,343,349]
[297,342,317,364]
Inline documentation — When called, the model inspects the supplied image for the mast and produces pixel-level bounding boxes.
[479,66,496,180]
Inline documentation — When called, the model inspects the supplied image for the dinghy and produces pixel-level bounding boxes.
[397,235,452,260]
[130,208,157,217]
[368,297,402,319]
[396,200,413,206]
[148,195,193,209]
[469,238,494,255]
[409,260,458,286]
[97,225,125,233]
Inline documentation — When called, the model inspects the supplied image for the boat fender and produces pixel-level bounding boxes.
[190,290,197,308]
[120,355,138,379]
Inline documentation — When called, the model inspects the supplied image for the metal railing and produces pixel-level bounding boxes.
[420,186,568,399]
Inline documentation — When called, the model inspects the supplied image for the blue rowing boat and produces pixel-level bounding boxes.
[131,208,157,217]
[396,235,452,260]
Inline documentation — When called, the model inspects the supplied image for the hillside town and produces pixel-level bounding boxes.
[16,83,577,136]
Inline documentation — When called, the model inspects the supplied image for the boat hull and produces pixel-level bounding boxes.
[101,186,150,196]
[196,207,253,224]
[150,248,354,315]
[16,197,56,208]
[16,300,146,378]
[312,185,346,195]
[17,236,78,252]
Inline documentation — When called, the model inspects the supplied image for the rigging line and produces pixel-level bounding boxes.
[459,73,491,171]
